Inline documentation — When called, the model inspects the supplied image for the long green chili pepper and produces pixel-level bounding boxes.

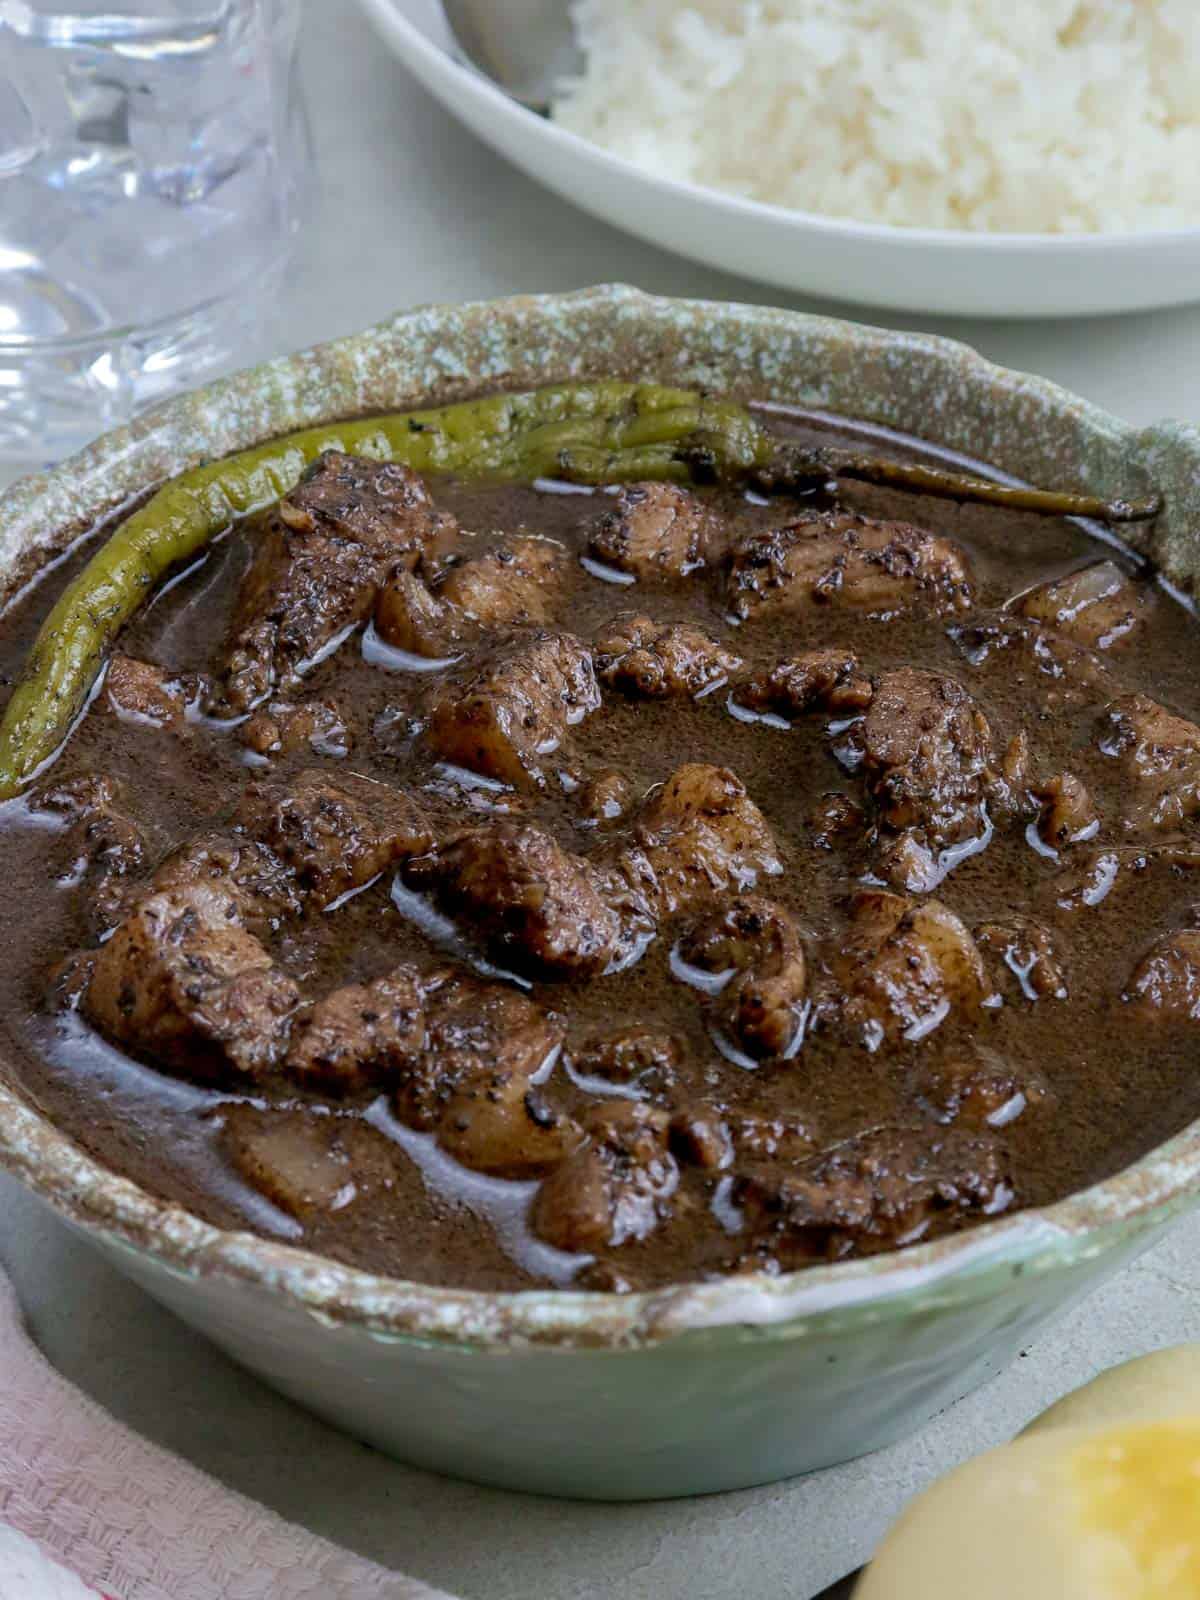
[742,442,1164,523]
[0,381,1162,800]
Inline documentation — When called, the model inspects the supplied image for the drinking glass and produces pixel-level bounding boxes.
[0,0,311,462]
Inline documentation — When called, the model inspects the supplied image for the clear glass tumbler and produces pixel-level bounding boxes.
[0,0,311,462]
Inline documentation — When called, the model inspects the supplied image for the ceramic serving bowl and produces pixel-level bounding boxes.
[1,286,1198,1502]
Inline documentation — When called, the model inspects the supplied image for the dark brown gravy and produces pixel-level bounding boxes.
[2,404,1198,1293]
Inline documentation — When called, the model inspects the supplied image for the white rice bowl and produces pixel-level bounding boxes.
[551,0,1200,234]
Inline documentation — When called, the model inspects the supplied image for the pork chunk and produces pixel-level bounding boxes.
[1033,772,1099,853]
[736,1125,1013,1264]
[847,667,994,891]
[532,1102,678,1254]
[824,888,991,1049]
[734,648,873,720]
[104,655,198,730]
[726,512,973,623]
[32,773,152,936]
[399,968,566,1132]
[405,823,630,978]
[209,453,455,714]
[239,699,352,761]
[670,1106,814,1172]
[1096,693,1200,834]
[218,1104,400,1221]
[280,451,457,556]
[1052,842,1200,915]
[808,792,867,850]
[1124,929,1200,1022]
[85,882,298,1082]
[989,731,1036,822]
[576,768,633,828]
[976,916,1068,1002]
[950,613,1114,713]
[1016,560,1148,650]
[423,631,600,789]
[375,534,567,659]
[570,1030,683,1097]
[587,482,716,581]
[285,967,426,1094]
[614,764,783,920]
[144,833,302,936]
[678,896,808,1060]
[238,769,431,908]
[594,616,741,700]
[437,1072,577,1179]
[916,1049,1047,1130]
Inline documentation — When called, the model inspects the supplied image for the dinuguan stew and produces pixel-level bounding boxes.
[0,387,1192,1293]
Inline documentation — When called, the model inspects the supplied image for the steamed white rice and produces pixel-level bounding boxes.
[551,1,1200,233]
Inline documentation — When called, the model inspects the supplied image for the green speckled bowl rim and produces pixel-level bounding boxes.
[1,284,1198,1352]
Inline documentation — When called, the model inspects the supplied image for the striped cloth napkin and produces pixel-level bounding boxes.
[0,1266,454,1600]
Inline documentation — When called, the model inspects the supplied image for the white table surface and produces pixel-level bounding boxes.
[2,6,1200,1597]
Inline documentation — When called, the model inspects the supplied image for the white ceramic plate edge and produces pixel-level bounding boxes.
[357,0,1200,319]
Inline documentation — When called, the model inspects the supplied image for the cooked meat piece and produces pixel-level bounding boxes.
[398,968,566,1132]
[85,882,298,1082]
[679,893,790,972]
[439,534,565,618]
[614,764,782,919]
[737,1125,1013,1263]
[31,772,150,932]
[855,668,993,833]
[977,917,1068,1002]
[570,1030,682,1096]
[989,731,1036,822]
[218,1104,399,1220]
[678,896,808,1060]
[594,615,741,701]
[437,1074,577,1179]
[670,1105,814,1171]
[809,792,867,850]
[373,570,453,659]
[726,512,973,623]
[405,823,631,978]
[1016,560,1147,650]
[531,1102,678,1253]
[143,833,303,937]
[209,452,455,714]
[285,967,426,1094]
[32,772,123,820]
[1096,693,1200,834]
[915,1043,1049,1132]
[280,450,457,556]
[916,1048,1047,1129]
[209,516,374,716]
[734,649,873,720]
[375,534,567,658]
[824,888,991,1049]
[1124,928,1200,1022]
[949,613,1114,712]
[238,699,352,760]
[103,655,198,730]
[846,668,994,892]
[1051,842,1200,914]
[576,768,633,827]
[1033,772,1098,853]
[238,769,431,908]
[587,482,716,581]
[423,631,600,789]
[718,939,809,1063]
